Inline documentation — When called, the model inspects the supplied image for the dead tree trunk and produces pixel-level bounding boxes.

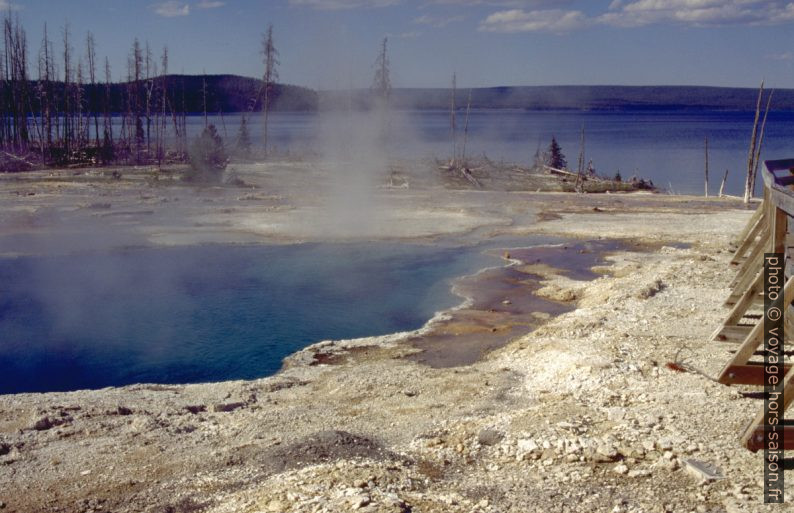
[461,89,471,163]
[704,136,709,197]
[719,169,729,197]
[744,81,764,204]
[450,72,456,164]
[750,89,773,197]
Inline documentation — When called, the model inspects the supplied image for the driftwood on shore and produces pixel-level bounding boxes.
[436,158,654,193]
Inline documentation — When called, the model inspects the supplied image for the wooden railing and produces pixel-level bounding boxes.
[712,158,794,452]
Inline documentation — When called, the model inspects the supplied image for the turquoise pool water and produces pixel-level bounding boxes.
[0,238,558,394]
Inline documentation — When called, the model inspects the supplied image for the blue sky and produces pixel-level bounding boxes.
[8,0,794,88]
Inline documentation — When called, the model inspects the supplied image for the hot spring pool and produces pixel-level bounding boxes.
[0,238,560,394]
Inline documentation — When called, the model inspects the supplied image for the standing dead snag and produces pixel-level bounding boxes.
[751,89,773,198]
[372,37,391,103]
[131,38,144,163]
[575,124,585,193]
[719,169,728,197]
[744,80,764,204]
[261,24,279,156]
[450,72,457,165]
[704,136,709,197]
[461,89,472,164]
[86,31,98,148]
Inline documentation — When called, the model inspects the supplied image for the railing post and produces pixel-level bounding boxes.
[771,205,787,255]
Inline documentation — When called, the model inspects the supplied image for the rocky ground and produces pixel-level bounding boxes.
[1,160,789,512]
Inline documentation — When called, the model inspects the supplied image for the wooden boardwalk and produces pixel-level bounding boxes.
[712,158,794,452]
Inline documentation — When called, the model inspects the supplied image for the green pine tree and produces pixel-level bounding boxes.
[546,136,567,170]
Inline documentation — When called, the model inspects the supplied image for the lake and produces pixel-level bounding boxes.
[193,109,794,196]
[0,238,559,394]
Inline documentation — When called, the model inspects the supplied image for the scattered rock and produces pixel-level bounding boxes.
[613,463,629,475]
[350,494,371,509]
[32,417,54,431]
[636,279,665,299]
[477,429,503,446]
[116,406,133,416]
[266,499,285,512]
[683,459,725,483]
[211,402,245,413]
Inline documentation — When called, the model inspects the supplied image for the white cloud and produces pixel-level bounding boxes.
[0,0,21,10]
[767,51,794,60]
[430,0,571,5]
[290,0,568,7]
[414,14,465,27]
[478,0,794,32]
[153,1,190,17]
[479,8,587,33]
[599,0,794,27]
[196,0,225,8]
[289,0,399,9]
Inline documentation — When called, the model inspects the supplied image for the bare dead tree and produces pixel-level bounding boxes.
[132,38,144,162]
[704,136,709,197]
[450,72,456,164]
[42,24,53,155]
[744,80,764,204]
[202,74,208,129]
[751,89,773,197]
[102,56,113,162]
[262,24,279,155]
[158,46,168,165]
[575,124,585,192]
[2,14,30,152]
[719,169,728,197]
[62,23,71,158]
[144,41,153,154]
[85,31,98,147]
[372,37,390,103]
[461,89,472,163]
[76,59,85,150]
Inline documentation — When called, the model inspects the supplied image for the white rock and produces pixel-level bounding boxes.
[613,463,629,475]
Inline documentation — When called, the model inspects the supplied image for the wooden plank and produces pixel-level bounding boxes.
[744,424,794,453]
[771,206,788,254]
[713,325,755,343]
[717,312,794,343]
[721,272,764,325]
[731,213,766,265]
[718,276,794,382]
[741,357,794,452]
[729,233,768,292]
[720,363,792,386]
[732,200,765,251]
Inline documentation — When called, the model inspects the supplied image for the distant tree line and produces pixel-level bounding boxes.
[0,14,308,171]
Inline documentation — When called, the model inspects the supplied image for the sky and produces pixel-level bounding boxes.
[7,0,794,89]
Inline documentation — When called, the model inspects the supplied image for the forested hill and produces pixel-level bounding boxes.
[28,74,319,114]
[153,75,318,112]
[378,85,794,111]
[29,75,794,112]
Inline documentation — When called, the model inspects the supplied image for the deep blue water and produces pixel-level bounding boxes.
[192,109,794,196]
[0,239,556,394]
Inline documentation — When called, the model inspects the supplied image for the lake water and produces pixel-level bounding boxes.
[0,238,559,394]
[196,109,794,196]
